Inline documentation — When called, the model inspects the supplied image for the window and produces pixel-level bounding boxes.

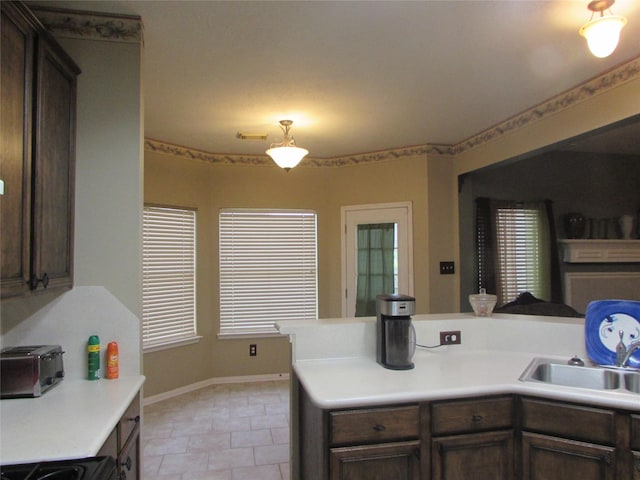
[219,209,318,336]
[142,205,197,351]
[475,198,561,306]
[494,206,550,303]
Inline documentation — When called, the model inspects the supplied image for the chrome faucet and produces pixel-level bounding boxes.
[616,331,640,368]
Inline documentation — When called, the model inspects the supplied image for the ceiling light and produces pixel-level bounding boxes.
[265,120,309,172]
[579,0,627,58]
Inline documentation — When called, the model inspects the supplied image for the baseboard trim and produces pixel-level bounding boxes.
[143,372,290,406]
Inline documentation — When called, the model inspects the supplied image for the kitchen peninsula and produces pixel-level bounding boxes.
[278,313,640,480]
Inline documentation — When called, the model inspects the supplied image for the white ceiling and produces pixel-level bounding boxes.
[31,0,640,159]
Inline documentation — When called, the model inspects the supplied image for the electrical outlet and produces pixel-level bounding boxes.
[440,330,461,345]
[249,344,257,356]
[439,261,455,275]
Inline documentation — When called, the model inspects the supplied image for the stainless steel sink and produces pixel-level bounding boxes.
[624,371,640,393]
[521,360,619,390]
[519,357,639,393]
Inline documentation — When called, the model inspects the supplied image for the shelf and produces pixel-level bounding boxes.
[559,239,640,263]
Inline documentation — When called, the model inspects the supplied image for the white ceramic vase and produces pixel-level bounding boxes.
[620,214,634,239]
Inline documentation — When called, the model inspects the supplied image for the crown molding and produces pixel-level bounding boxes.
[144,139,455,168]
[32,7,143,44]
[144,140,272,167]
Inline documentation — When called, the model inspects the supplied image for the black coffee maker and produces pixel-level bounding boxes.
[376,294,416,370]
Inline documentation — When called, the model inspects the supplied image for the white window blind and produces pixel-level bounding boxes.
[495,206,549,304]
[219,209,318,336]
[143,205,197,350]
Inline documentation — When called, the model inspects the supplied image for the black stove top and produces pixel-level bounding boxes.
[0,457,116,480]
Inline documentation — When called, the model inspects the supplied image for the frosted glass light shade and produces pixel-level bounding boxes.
[266,146,309,171]
[579,15,626,58]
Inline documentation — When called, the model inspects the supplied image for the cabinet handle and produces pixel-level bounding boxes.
[128,415,140,424]
[29,273,49,289]
[373,424,386,432]
[125,456,132,470]
[471,414,483,422]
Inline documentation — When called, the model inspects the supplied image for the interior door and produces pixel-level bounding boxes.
[342,202,413,317]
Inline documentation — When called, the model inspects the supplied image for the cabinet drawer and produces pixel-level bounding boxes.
[632,415,640,450]
[431,396,513,435]
[330,405,420,446]
[521,397,616,445]
[119,393,141,447]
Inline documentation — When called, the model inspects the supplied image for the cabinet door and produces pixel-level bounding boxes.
[118,430,140,480]
[117,394,141,480]
[522,432,615,480]
[330,441,420,480]
[633,451,640,480]
[431,430,514,480]
[1,2,34,297]
[31,35,77,291]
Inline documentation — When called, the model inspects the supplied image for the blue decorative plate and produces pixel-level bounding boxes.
[585,300,640,368]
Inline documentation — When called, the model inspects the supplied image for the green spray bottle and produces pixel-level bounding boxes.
[88,335,101,380]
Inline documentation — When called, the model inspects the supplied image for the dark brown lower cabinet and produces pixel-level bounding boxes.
[633,451,640,480]
[631,415,640,479]
[294,372,639,480]
[522,432,615,480]
[330,441,421,480]
[431,430,514,480]
[98,393,141,480]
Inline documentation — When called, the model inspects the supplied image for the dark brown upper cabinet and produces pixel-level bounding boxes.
[1,1,80,298]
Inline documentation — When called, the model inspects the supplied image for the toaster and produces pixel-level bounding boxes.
[0,345,65,398]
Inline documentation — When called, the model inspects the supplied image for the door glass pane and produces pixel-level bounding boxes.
[355,223,397,316]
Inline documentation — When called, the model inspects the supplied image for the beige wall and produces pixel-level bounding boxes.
[143,151,439,396]
[427,155,458,313]
[453,79,640,176]
[61,38,144,316]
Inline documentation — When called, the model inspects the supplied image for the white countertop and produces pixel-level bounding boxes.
[279,313,640,412]
[293,350,640,411]
[0,375,145,465]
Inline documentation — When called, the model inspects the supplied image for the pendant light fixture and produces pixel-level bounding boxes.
[579,0,627,58]
[265,120,309,172]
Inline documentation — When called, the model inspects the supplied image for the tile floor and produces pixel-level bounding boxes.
[142,379,291,480]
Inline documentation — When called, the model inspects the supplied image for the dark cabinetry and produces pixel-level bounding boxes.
[521,397,625,480]
[430,396,515,480]
[630,415,640,479]
[98,393,141,480]
[296,383,423,480]
[294,375,639,480]
[329,405,421,480]
[1,1,79,298]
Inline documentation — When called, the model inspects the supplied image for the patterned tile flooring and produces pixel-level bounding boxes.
[142,379,290,480]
